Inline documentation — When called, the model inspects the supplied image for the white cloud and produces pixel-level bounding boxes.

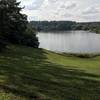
[18,0,100,22]
[60,2,76,10]
[26,0,45,10]
[82,7,100,15]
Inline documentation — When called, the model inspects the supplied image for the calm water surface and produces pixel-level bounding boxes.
[37,31,100,53]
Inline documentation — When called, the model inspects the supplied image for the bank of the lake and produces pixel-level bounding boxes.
[0,45,100,100]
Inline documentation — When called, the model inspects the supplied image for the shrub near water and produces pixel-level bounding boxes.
[21,24,39,48]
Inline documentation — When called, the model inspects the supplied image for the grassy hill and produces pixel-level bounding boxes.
[0,45,100,100]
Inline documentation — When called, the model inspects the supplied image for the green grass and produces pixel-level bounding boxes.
[0,45,100,100]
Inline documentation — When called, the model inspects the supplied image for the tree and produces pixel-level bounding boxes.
[0,0,27,39]
[0,0,39,48]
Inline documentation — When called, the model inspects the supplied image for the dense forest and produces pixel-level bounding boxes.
[30,21,100,33]
[73,22,100,33]
[30,21,76,31]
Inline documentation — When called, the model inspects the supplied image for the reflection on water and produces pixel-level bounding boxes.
[37,31,100,53]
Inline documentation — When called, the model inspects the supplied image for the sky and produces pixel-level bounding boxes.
[18,0,100,22]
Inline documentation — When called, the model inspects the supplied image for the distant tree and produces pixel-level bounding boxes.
[30,21,76,31]
[30,21,100,33]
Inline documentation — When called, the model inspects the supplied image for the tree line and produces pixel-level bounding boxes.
[0,0,39,50]
[30,21,100,33]
[73,22,100,33]
[30,21,76,31]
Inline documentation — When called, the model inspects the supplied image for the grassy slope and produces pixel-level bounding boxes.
[0,45,100,100]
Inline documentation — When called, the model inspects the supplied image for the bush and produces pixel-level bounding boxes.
[4,24,39,48]
[21,33,39,48]
[21,23,39,48]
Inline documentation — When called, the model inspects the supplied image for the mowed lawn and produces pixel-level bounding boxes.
[0,45,100,100]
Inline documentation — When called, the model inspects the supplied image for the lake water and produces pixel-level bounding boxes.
[37,31,100,53]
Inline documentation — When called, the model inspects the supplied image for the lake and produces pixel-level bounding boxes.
[37,31,100,53]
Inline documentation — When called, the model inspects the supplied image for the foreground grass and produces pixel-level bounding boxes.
[0,45,100,100]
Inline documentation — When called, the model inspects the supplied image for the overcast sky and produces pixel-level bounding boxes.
[18,0,100,22]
